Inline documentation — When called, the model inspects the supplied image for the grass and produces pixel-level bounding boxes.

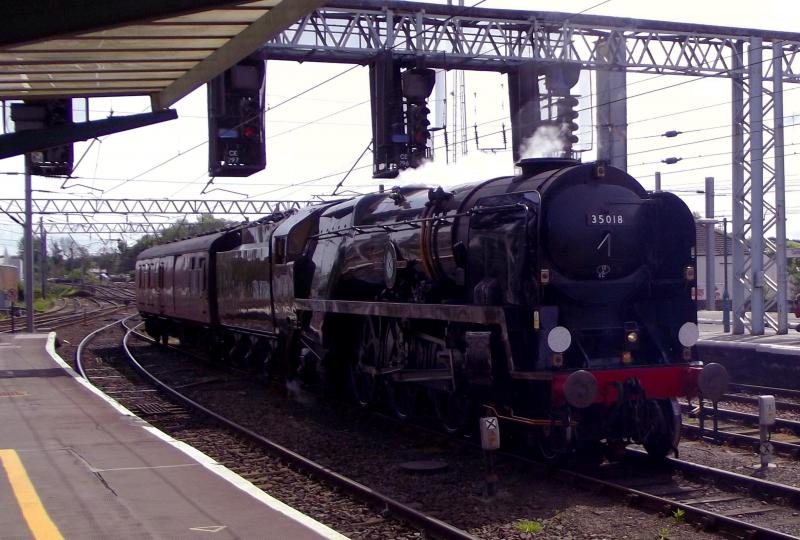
[27,285,76,312]
[32,297,55,312]
[515,520,544,534]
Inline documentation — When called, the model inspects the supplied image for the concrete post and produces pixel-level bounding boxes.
[705,177,716,311]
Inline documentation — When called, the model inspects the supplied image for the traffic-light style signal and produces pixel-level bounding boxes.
[406,102,432,167]
[11,99,73,176]
[409,104,431,145]
[208,57,266,177]
[401,67,436,168]
[556,95,580,146]
[401,68,436,102]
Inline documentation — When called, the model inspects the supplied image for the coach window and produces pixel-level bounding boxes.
[274,237,286,264]
[199,258,206,291]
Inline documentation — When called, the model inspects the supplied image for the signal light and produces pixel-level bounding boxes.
[11,99,73,176]
[556,96,580,120]
[408,103,431,146]
[555,95,580,149]
[413,105,431,144]
[401,68,436,102]
[208,57,266,177]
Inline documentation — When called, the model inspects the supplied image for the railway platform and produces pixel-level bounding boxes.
[698,310,800,388]
[0,332,346,540]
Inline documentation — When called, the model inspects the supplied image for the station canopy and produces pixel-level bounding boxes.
[0,0,325,109]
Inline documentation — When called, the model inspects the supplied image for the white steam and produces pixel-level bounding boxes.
[389,151,516,189]
[518,124,568,160]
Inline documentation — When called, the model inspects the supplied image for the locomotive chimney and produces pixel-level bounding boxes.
[517,157,579,177]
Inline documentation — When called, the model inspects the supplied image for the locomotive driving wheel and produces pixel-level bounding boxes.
[430,386,471,434]
[382,319,418,420]
[348,317,382,407]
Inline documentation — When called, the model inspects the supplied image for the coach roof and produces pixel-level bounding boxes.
[138,229,237,260]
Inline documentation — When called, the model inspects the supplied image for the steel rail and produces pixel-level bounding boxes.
[626,448,800,502]
[559,466,799,540]
[116,317,800,539]
[731,383,800,400]
[682,423,800,455]
[120,323,481,540]
[36,305,129,332]
[680,402,800,434]
[75,314,136,380]
[723,393,800,414]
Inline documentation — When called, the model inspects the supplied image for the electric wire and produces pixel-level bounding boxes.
[95,0,496,198]
[14,1,800,233]
[82,0,639,201]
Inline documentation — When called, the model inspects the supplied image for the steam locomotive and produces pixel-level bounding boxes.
[136,158,728,460]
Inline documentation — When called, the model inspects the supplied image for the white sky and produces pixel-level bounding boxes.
[1,0,799,254]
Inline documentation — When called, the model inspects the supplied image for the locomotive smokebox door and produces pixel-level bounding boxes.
[480,416,501,450]
[383,242,406,289]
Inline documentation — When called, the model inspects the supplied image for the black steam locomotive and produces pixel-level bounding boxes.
[137,158,728,460]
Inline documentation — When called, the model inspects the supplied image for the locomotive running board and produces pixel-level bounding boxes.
[293,298,509,325]
[295,298,540,379]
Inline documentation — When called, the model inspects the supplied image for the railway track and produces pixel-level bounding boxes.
[0,297,80,332]
[555,454,800,540]
[678,382,800,456]
[727,383,800,414]
[75,316,478,540]
[558,456,800,540]
[1,290,132,333]
[79,283,135,304]
[70,315,800,540]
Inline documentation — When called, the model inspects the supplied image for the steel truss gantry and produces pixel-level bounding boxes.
[0,198,313,222]
[260,0,800,334]
[40,222,174,235]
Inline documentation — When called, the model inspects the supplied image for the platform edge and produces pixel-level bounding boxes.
[45,332,349,540]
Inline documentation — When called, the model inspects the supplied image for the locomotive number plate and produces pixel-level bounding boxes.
[586,213,624,226]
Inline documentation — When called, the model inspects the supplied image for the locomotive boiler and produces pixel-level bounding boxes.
[137,158,729,460]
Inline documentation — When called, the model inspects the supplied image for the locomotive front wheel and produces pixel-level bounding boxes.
[535,413,572,464]
[642,399,679,459]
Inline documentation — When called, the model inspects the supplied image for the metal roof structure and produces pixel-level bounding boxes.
[1,0,325,109]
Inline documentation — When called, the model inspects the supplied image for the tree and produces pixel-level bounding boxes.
[789,241,800,298]
[16,234,43,278]
[116,214,236,272]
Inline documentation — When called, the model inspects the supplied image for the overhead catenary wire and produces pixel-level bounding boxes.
[51,0,732,202]
[89,0,497,198]
[79,0,635,201]
[13,1,800,227]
